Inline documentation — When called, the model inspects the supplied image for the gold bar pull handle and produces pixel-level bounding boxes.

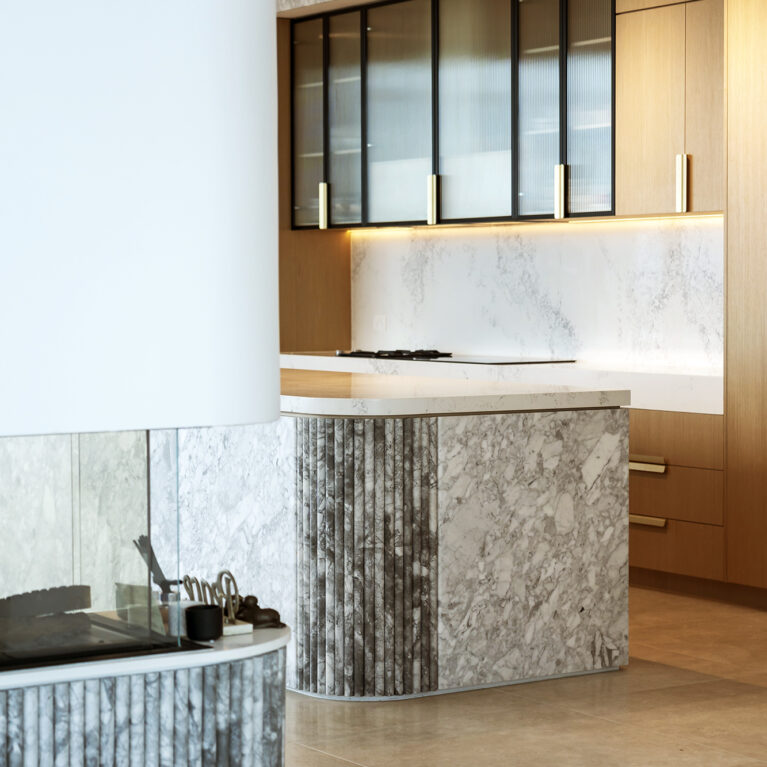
[554,164,566,219]
[427,174,438,226]
[629,514,668,528]
[675,153,689,213]
[318,182,329,230]
[629,454,667,474]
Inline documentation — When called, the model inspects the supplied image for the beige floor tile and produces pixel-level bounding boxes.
[286,586,767,766]
[286,743,367,767]
[290,695,764,767]
[504,656,717,710]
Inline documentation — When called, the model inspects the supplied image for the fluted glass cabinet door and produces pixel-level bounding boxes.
[518,0,560,217]
[293,19,324,227]
[567,0,613,214]
[329,12,362,225]
[439,0,512,220]
[366,0,432,224]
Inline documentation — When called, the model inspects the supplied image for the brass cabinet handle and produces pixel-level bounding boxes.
[554,164,566,219]
[629,514,667,528]
[628,454,666,474]
[675,153,689,213]
[318,182,328,230]
[427,174,438,226]
[629,461,667,474]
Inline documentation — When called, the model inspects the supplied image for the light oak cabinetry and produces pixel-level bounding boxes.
[725,0,767,590]
[616,0,683,10]
[616,0,723,215]
[629,409,725,581]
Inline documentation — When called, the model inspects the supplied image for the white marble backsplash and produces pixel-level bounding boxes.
[352,217,724,372]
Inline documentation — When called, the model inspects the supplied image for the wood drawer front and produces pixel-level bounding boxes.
[630,465,723,525]
[629,409,724,470]
[629,519,724,580]
[617,0,684,12]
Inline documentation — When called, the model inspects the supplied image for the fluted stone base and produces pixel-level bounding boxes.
[295,418,439,697]
[0,648,286,767]
[288,409,628,699]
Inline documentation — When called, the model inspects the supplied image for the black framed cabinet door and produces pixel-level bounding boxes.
[292,18,325,228]
[437,0,513,222]
[366,0,433,225]
[566,0,614,216]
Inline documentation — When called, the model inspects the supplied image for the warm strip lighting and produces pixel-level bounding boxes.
[348,212,723,237]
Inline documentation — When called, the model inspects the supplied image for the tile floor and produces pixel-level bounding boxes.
[286,586,767,766]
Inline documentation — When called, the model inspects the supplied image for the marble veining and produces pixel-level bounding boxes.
[0,649,286,766]
[295,416,439,697]
[352,217,724,372]
[281,353,723,415]
[150,421,297,686]
[437,409,629,689]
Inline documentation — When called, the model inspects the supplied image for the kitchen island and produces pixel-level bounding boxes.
[260,370,630,699]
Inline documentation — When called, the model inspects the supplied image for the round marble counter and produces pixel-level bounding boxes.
[280,368,629,418]
[0,626,290,691]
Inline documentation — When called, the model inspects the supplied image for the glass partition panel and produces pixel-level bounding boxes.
[567,0,613,214]
[439,0,512,221]
[293,19,325,227]
[518,0,560,217]
[329,12,362,225]
[0,430,187,671]
[367,0,432,224]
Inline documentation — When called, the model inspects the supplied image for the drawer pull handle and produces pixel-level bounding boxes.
[629,514,667,528]
[629,454,666,474]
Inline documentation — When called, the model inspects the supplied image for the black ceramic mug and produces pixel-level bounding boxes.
[185,604,223,641]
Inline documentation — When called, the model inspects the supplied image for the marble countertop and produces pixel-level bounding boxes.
[281,354,723,415]
[0,627,291,691]
[280,368,629,417]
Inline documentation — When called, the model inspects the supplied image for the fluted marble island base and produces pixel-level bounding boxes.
[0,629,289,766]
[265,373,630,698]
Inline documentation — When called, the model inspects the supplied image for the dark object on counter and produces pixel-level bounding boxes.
[236,595,285,629]
[0,586,91,619]
[133,534,181,599]
[0,613,92,651]
[185,604,223,641]
[336,349,451,360]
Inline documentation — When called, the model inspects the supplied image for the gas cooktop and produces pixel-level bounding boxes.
[337,349,451,360]
[335,350,576,365]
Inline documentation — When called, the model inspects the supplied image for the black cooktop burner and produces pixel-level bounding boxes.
[336,349,452,360]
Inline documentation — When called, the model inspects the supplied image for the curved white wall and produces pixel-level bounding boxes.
[0,1,280,436]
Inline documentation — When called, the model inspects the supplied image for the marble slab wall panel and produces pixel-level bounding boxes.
[295,416,438,697]
[0,434,74,598]
[352,217,724,372]
[437,408,629,690]
[0,648,286,766]
[151,421,298,686]
[78,431,149,611]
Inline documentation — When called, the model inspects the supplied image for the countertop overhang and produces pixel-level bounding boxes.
[0,627,291,691]
[280,368,629,417]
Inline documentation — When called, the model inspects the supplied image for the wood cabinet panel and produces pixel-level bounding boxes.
[725,0,767,588]
[278,19,351,352]
[629,409,724,470]
[630,466,723,525]
[629,519,724,580]
[685,0,725,212]
[616,5,685,215]
[617,0,684,12]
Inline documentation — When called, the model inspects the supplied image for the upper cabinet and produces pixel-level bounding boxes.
[291,0,614,228]
[615,0,724,216]
[438,0,513,221]
[367,0,433,224]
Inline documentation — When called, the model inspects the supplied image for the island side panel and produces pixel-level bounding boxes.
[437,409,629,690]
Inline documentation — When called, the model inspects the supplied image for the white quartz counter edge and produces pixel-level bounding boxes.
[281,354,723,415]
[281,389,629,417]
[0,627,290,691]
